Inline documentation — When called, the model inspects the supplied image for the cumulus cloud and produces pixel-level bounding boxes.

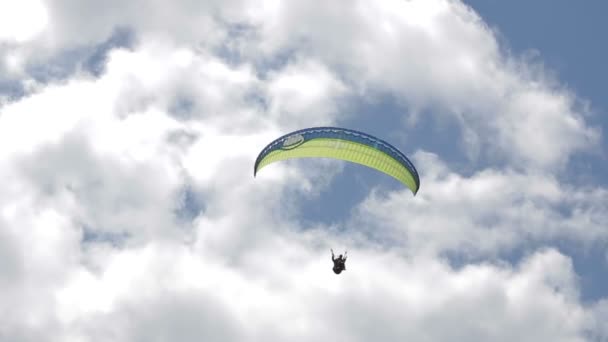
[0,0,48,43]
[2,0,601,172]
[588,299,608,341]
[352,152,608,258]
[0,0,606,341]
[2,237,592,341]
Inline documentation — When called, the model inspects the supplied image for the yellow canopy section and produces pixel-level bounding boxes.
[254,127,420,195]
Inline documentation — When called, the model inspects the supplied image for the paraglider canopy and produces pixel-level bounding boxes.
[254,127,420,195]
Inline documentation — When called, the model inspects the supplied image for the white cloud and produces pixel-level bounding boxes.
[3,0,600,173]
[352,152,608,257]
[588,299,608,341]
[0,0,606,341]
[0,0,48,43]
[266,59,349,128]
[6,239,592,341]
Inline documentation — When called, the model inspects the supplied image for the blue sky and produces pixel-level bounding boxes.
[1,1,607,341]
[465,0,608,110]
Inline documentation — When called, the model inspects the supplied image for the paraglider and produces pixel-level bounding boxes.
[331,249,347,274]
[253,127,420,274]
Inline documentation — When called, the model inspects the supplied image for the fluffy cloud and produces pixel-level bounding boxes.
[0,0,48,43]
[2,235,592,341]
[352,152,608,258]
[588,299,608,341]
[2,0,602,173]
[0,0,606,341]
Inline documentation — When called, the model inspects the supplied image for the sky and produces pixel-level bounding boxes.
[0,1,607,341]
